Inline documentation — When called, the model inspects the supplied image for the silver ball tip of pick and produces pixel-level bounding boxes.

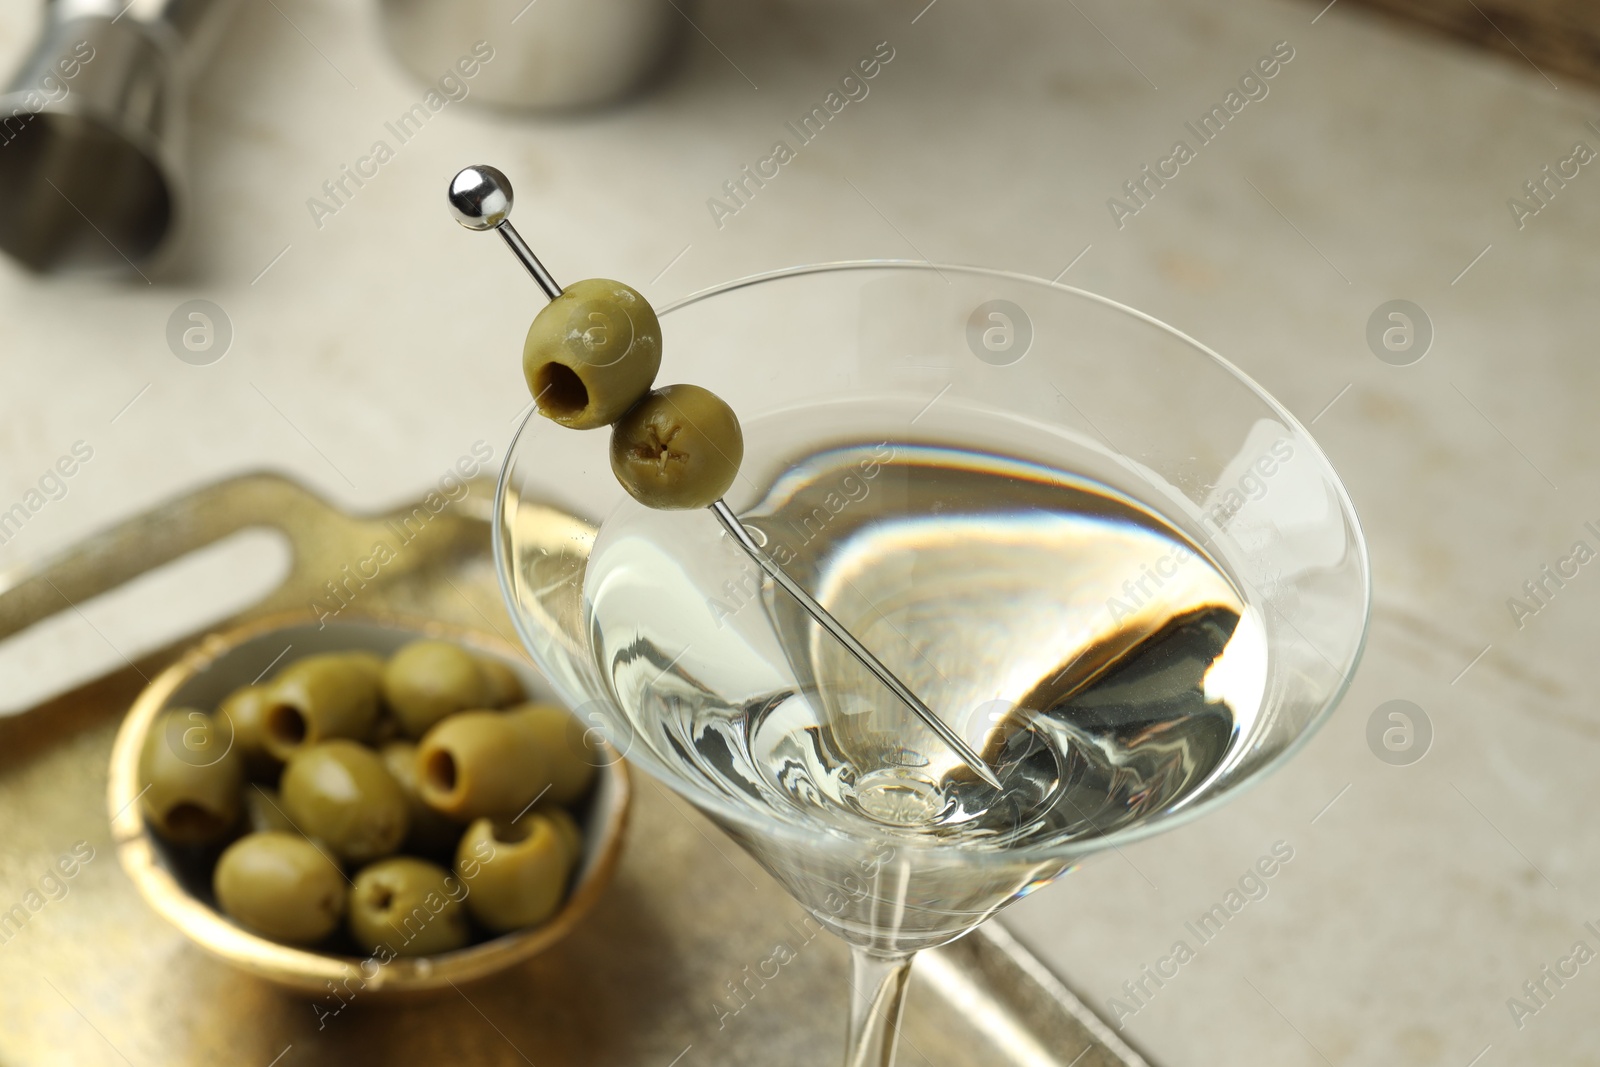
[448,165,512,231]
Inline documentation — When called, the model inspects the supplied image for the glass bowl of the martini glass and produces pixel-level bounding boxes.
[494,262,1370,1063]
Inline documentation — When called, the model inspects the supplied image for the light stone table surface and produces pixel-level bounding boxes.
[2,0,1598,1063]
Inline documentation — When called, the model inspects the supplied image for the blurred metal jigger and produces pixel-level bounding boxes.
[447,164,1007,791]
[0,0,240,273]
[382,0,683,112]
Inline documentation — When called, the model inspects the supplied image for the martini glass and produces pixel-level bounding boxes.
[494,263,1370,1065]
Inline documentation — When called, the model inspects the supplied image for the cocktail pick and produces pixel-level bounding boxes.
[447,164,1006,792]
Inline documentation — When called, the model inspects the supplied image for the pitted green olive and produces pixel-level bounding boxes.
[523,279,662,430]
[610,385,743,509]
[416,711,550,820]
[348,856,470,957]
[475,655,525,708]
[218,684,278,779]
[280,740,409,864]
[348,648,400,742]
[455,815,572,933]
[262,654,381,760]
[507,702,597,805]
[139,709,244,844]
[533,805,583,868]
[215,831,346,945]
[381,640,490,738]
[343,650,387,686]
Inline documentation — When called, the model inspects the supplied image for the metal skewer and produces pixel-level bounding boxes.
[704,500,1005,789]
[447,164,1006,792]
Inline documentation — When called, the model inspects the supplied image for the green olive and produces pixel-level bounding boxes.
[523,278,662,430]
[610,385,743,510]
[139,709,244,844]
[381,640,490,738]
[455,816,572,933]
[475,655,525,708]
[417,711,550,820]
[508,702,597,805]
[343,650,387,686]
[215,831,346,945]
[261,654,381,761]
[244,785,299,836]
[534,804,584,868]
[217,684,278,779]
[346,649,397,741]
[280,740,409,864]
[380,740,465,856]
[348,856,470,957]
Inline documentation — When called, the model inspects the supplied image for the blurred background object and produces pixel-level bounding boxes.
[0,0,687,275]
[1338,0,1600,87]
[379,0,683,111]
[0,0,240,273]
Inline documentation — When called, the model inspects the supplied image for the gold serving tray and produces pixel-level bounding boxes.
[0,473,1153,1067]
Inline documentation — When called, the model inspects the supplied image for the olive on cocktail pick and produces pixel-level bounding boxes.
[524,279,662,430]
[449,166,664,429]
[610,384,744,510]
[445,164,1007,792]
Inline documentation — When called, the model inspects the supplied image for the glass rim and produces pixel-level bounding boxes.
[495,260,1373,863]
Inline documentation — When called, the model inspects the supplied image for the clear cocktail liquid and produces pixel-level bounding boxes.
[585,439,1267,860]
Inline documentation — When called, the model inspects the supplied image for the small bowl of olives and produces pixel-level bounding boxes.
[107,612,630,996]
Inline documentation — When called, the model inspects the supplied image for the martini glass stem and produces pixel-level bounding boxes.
[843,948,915,1067]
